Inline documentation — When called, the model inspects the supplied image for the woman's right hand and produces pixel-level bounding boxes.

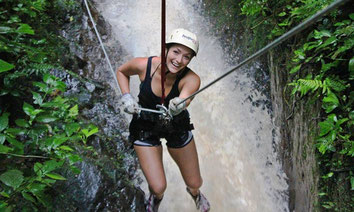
[121,93,139,114]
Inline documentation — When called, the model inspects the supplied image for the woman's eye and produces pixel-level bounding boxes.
[173,50,179,54]
[184,56,190,60]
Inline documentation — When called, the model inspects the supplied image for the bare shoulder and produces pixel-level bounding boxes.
[129,57,148,71]
[185,69,201,85]
[179,68,201,92]
[117,57,148,80]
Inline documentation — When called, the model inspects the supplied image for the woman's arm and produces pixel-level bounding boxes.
[179,71,201,107]
[116,57,147,94]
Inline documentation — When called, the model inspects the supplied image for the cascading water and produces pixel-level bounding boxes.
[94,0,289,211]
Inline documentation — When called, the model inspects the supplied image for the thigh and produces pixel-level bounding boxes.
[167,139,202,185]
[134,145,166,189]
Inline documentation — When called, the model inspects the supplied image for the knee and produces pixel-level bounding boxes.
[186,176,203,190]
[149,181,167,196]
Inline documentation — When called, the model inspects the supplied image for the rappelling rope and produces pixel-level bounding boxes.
[177,0,350,106]
[160,0,166,105]
[83,0,121,96]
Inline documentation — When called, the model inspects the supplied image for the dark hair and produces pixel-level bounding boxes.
[166,43,196,57]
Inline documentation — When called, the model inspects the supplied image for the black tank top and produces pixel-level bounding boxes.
[138,56,189,109]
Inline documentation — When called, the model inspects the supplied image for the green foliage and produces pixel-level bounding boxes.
[0,0,97,210]
[0,73,99,210]
[285,11,353,212]
[238,0,353,210]
[239,0,335,46]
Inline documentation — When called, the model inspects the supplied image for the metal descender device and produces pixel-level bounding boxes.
[136,104,173,123]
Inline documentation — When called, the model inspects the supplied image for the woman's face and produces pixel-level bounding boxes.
[166,44,194,74]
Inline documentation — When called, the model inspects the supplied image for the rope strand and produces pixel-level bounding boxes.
[83,0,121,96]
[161,0,166,105]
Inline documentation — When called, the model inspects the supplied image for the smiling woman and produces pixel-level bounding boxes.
[116,28,210,212]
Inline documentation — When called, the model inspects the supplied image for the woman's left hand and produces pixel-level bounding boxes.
[169,97,186,116]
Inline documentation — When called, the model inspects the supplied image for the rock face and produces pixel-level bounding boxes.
[269,50,320,212]
[51,2,145,211]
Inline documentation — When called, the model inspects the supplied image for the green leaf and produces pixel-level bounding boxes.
[6,136,24,150]
[0,26,13,34]
[45,173,66,180]
[0,144,13,153]
[0,202,9,209]
[0,134,5,144]
[314,30,331,39]
[22,192,36,203]
[43,74,55,84]
[68,105,78,118]
[6,128,27,136]
[0,59,15,73]
[34,162,44,176]
[319,36,337,49]
[351,176,354,190]
[53,136,69,148]
[64,123,80,136]
[322,92,339,113]
[28,183,46,195]
[278,12,287,17]
[349,13,354,20]
[43,160,64,174]
[23,102,43,123]
[290,64,302,74]
[32,82,48,92]
[0,113,9,132]
[0,191,10,198]
[32,91,43,105]
[0,170,24,189]
[54,81,66,92]
[59,145,74,151]
[82,126,98,138]
[16,24,34,35]
[68,154,82,165]
[349,111,354,120]
[349,57,354,73]
[15,119,29,128]
[319,121,333,136]
[23,102,34,116]
[35,115,57,123]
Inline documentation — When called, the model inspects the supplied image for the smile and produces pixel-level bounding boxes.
[172,62,179,67]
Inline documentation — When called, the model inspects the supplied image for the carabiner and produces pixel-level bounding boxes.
[156,104,173,121]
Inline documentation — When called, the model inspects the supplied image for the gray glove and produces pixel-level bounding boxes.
[121,93,139,114]
[169,97,186,116]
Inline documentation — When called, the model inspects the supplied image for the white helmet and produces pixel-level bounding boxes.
[166,28,199,55]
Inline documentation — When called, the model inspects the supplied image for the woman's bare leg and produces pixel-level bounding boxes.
[167,139,202,196]
[134,145,166,199]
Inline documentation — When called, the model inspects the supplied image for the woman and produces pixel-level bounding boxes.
[116,29,210,212]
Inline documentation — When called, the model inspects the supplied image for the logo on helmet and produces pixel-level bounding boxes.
[182,34,197,45]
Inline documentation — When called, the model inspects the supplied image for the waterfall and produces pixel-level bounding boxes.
[94,0,289,211]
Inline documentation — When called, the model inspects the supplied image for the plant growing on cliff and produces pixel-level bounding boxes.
[0,0,98,210]
[239,0,353,210]
[286,10,353,212]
